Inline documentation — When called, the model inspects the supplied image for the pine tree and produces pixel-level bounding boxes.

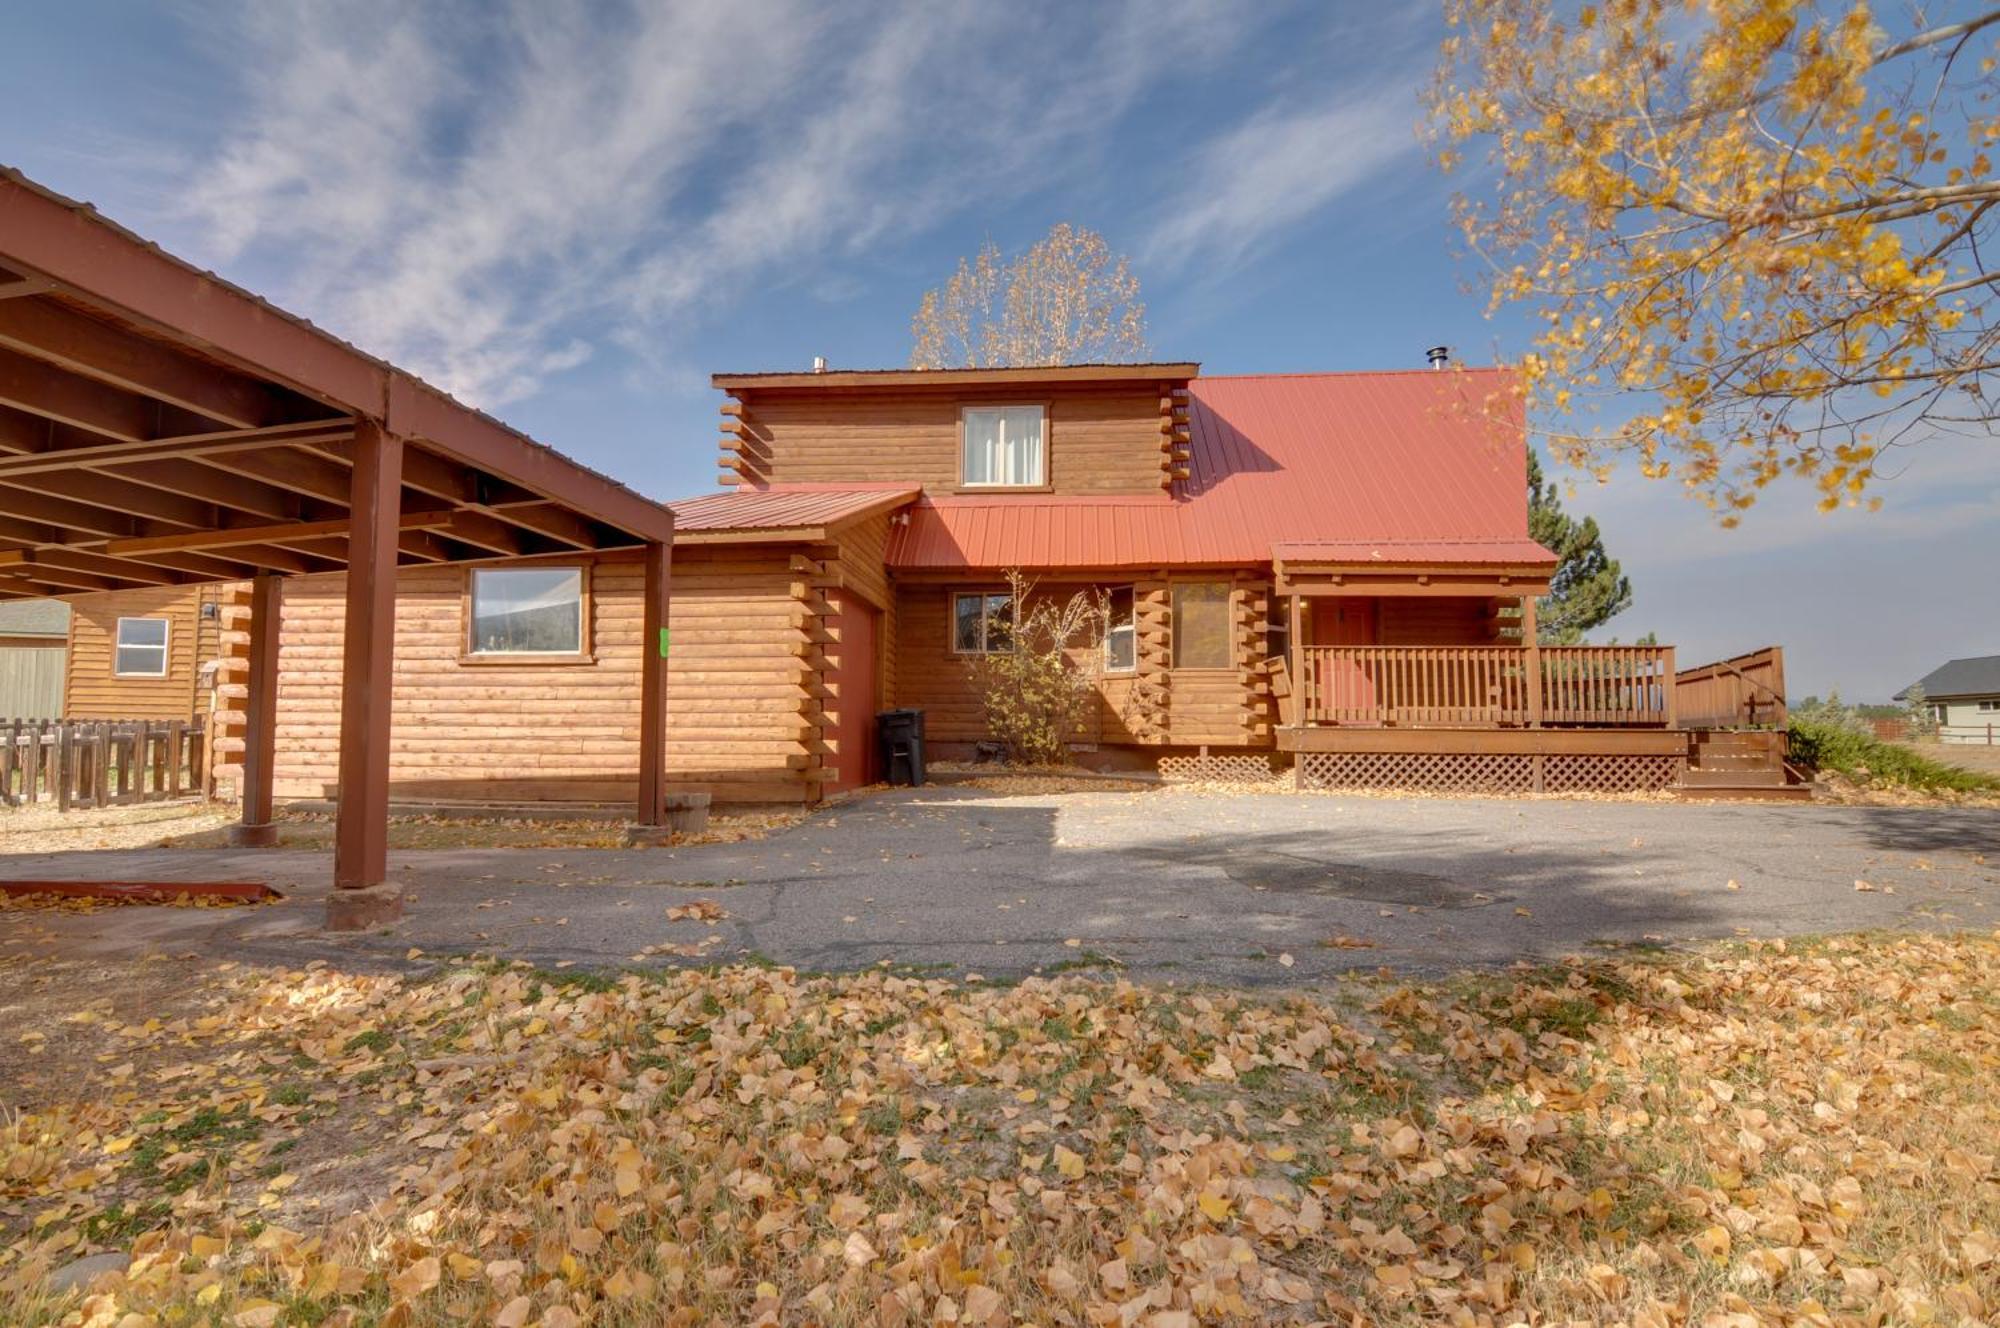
[1527,450,1631,645]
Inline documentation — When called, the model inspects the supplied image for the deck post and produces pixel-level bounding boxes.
[230,573,283,847]
[635,539,672,825]
[1289,592,1304,730]
[1521,594,1542,728]
[1661,645,1677,727]
[328,419,404,929]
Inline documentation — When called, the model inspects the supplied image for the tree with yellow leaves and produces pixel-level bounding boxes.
[1428,1,1998,521]
[910,223,1149,368]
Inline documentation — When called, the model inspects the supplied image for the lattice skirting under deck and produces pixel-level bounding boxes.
[1159,752,1283,783]
[1295,752,1680,795]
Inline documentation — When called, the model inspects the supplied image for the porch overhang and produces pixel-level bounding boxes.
[1273,538,1555,599]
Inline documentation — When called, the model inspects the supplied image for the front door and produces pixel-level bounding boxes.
[1311,598,1379,722]
[823,590,879,793]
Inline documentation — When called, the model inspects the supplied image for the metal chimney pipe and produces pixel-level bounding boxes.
[1425,345,1449,370]
[812,355,827,373]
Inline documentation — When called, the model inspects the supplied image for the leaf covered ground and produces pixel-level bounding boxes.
[2,933,1996,1328]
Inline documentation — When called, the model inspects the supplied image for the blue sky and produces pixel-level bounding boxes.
[1,1,1992,701]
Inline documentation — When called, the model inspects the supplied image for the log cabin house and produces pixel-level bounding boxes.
[52,359,1796,808]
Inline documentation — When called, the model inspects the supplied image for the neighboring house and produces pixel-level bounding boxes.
[92,359,1772,808]
[59,584,231,723]
[0,598,69,718]
[1897,656,2000,744]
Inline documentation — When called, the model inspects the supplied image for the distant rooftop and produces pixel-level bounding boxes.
[713,362,1200,390]
[0,598,69,637]
[1897,655,2000,701]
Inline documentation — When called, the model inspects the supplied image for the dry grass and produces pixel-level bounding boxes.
[2,933,1995,1326]
[0,802,806,855]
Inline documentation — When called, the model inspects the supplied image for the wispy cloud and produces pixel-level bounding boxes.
[174,0,1250,407]
[1143,92,1419,271]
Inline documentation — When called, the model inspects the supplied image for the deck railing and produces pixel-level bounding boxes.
[1297,645,1676,728]
[1673,646,1786,729]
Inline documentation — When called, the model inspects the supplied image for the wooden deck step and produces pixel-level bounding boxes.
[1674,782,1814,802]
[1682,766,1786,787]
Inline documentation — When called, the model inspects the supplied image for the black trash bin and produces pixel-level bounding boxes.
[878,708,926,787]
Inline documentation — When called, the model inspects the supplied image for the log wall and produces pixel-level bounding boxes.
[721,385,1171,494]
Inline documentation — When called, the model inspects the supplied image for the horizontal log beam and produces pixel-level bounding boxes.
[0,343,155,441]
[104,509,455,557]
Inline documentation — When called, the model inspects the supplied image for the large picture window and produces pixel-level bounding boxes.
[952,591,1014,654]
[1104,586,1135,672]
[960,405,1046,487]
[468,567,586,656]
[113,616,170,677]
[1171,583,1231,669]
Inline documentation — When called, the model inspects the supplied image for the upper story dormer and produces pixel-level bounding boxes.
[712,363,1199,496]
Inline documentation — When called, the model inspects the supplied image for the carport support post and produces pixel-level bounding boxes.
[326,419,404,930]
[635,539,671,824]
[229,572,282,847]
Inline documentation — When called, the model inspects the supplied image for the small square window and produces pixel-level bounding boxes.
[960,406,1046,487]
[1172,583,1232,669]
[113,616,169,677]
[1104,586,1135,672]
[469,567,585,655]
[952,591,1014,654]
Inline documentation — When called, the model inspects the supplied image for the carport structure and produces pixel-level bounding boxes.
[0,168,676,928]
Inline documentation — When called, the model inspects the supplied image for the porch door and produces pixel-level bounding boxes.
[823,590,879,793]
[1311,598,1379,722]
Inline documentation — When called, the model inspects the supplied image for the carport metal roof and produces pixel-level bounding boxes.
[0,167,673,596]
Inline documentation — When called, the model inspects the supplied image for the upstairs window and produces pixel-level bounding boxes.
[468,567,586,656]
[952,591,1014,654]
[1172,582,1231,669]
[960,406,1046,487]
[1104,586,1135,672]
[113,617,170,677]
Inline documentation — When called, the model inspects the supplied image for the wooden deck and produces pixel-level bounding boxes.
[1275,644,1677,731]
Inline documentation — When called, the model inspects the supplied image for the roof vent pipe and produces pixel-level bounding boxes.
[1425,345,1450,370]
[812,355,827,373]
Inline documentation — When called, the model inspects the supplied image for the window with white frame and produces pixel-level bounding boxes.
[113,616,170,677]
[468,567,586,655]
[1104,586,1135,672]
[960,405,1047,487]
[1979,700,2000,713]
[952,591,1014,654]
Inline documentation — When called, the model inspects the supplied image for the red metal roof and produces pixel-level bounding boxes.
[1271,539,1557,566]
[888,369,1553,570]
[667,484,919,534]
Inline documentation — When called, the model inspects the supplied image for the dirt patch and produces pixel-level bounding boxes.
[0,802,808,854]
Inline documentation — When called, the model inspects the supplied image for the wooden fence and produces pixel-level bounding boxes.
[0,718,206,809]
[1673,646,1787,730]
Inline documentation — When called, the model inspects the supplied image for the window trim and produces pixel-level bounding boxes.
[1102,585,1136,674]
[949,588,1016,657]
[1170,580,1235,672]
[1977,699,2000,713]
[955,403,1052,492]
[112,615,171,679]
[460,563,596,666]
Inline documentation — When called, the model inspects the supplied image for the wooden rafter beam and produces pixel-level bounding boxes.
[0,481,142,539]
[0,298,279,428]
[100,457,308,523]
[111,547,263,581]
[103,509,455,558]
[481,500,602,549]
[0,547,184,586]
[0,344,158,441]
[1,468,218,529]
[0,418,353,478]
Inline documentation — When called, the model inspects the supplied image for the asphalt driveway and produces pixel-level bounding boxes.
[3,787,1996,984]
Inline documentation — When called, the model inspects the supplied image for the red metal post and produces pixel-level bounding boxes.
[636,540,672,824]
[328,419,403,927]
[229,572,282,847]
